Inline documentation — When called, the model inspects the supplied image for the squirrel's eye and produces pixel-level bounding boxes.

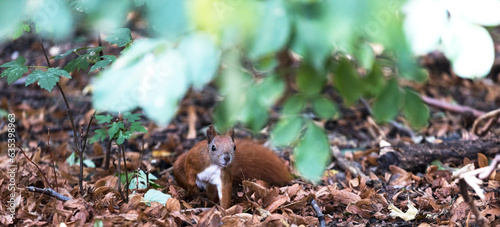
[234,145,236,150]
[211,145,216,151]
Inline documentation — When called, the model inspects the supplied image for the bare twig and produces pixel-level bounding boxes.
[471,108,500,136]
[121,144,129,202]
[105,139,112,169]
[116,144,126,202]
[420,95,489,120]
[26,186,71,202]
[78,111,96,195]
[458,179,488,227]
[47,129,58,193]
[97,31,104,58]
[18,146,51,188]
[310,198,326,227]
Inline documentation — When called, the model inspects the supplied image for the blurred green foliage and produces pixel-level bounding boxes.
[0,0,433,181]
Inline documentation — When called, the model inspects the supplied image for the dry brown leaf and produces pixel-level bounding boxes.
[477,153,488,168]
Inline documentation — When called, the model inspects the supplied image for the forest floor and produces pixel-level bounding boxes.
[0,36,500,226]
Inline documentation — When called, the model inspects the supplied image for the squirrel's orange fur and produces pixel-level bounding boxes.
[173,126,292,209]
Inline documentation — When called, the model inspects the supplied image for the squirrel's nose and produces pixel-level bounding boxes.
[223,155,230,163]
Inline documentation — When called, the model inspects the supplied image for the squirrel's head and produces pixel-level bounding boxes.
[206,125,235,168]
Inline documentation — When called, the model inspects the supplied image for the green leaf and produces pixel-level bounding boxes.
[83,159,96,168]
[64,55,90,72]
[282,95,306,115]
[54,48,78,60]
[361,62,385,97]
[92,39,188,126]
[123,112,141,122]
[25,68,70,92]
[271,116,304,147]
[291,2,332,71]
[296,62,326,96]
[116,130,132,145]
[108,122,124,139]
[0,57,28,84]
[248,0,290,60]
[94,219,103,227]
[257,74,285,107]
[333,58,362,105]
[294,121,330,181]
[64,47,103,72]
[143,189,171,206]
[402,88,429,128]
[95,114,113,124]
[12,23,31,39]
[32,0,73,40]
[89,128,107,144]
[372,78,401,122]
[146,0,189,40]
[119,171,136,185]
[178,33,220,89]
[356,43,375,70]
[90,55,117,72]
[130,122,148,133]
[312,96,339,119]
[105,28,132,47]
[0,0,25,43]
[66,152,77,166]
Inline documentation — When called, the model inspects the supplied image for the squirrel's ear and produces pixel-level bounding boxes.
[229,127,235,142]
[207,125,216,143]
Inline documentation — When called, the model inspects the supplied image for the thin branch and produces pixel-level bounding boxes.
[104,139,112,170]
[18,146,51,188]
[121,144,129,202]
[458,179,488,227]
[40,41,83,153]
[116,144,126,202]
[47,129,58,193]
[471,108,500,136]
[420,95,487,119]
[26,186,71,202]
[97,31,104,58]
[310,198,326,227]
[78,111,96,195]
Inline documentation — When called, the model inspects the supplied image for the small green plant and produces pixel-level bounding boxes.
[119,170,161,190]
[89,112,148,145]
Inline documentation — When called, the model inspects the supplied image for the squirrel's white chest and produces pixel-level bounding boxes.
[196,165,223,198]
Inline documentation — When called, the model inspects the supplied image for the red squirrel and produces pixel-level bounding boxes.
[173,125,292,209]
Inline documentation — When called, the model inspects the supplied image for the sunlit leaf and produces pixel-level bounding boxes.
[294,121,330,181]
[146,0,189,39]
[403,0,447,55]
[178,33,220,89]
[248,0,290,60]
[0,0,25,43]
[271,116,304,147]
[30,0,74,40]
[144,189,171,206]
[442,16,494,78]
